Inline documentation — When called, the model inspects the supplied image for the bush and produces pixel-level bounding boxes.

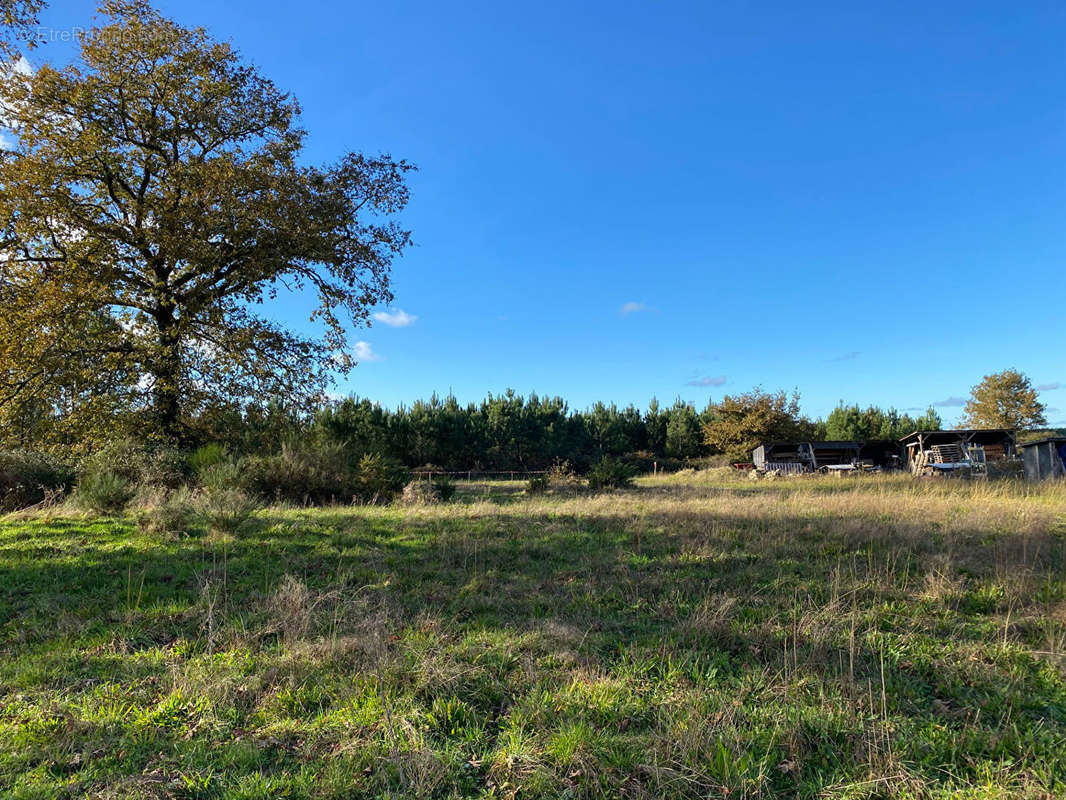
[586,457,637,491]
[198,458,247,493]
[0,450,74,512]
[188,443,229,476]
[134,488,194,538]
[434,476,456,502]
[526,474,550,495]
[244,441,357,504]
[75,468,133,514]
[400,479,441,506]
[79,438,186,489]
[355,453,407,504]
[241,444,405,506]
[196,486,260,535]
[545,459,582,489]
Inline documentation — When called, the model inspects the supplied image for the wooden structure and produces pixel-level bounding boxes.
[899,429,1016,477]
[1019,437,1066,481]
[752,441,861,473]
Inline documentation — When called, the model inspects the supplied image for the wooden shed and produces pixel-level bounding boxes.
[1019,437,1066,481]
[752,441,860,473]
[899,429,1016,476]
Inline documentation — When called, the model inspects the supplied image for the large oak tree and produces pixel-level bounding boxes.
[0,1,412,442]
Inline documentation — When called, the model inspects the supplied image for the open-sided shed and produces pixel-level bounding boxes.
[899,429,1016,476]
[1019,437,1066,481]
[752,441,861,473]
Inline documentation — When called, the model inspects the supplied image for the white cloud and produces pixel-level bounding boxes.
[372,308,417,327]
[352,341,382,362]
[932,396,966,407]
[10,55,32,77]
[620,301,648,315]
[1037,382,1062,392]
[685,375,727,388]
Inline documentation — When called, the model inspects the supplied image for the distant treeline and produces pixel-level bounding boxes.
[109,392,945,471]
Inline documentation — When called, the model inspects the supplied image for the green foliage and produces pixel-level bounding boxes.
[702,389,813,461]
[134,489,194,539]
[664,399,703,459]
[244,441,358,505]
[586,457,636,491]
[526,474,550,495]
[78,438,186,489]
[0,1,412,440]
[400,478,443,506]
[188,443,229,476]
[824,403,942,441]
[619,450,683,473]
[195,485,259,535]
[433,476,456,502]
[354,453,407,504]
[197,458,246,493]
[0,450,73,512]
[74,468,132,514]
[963,368,1047,430]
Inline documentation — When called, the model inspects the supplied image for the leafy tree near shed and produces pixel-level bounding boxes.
[702,388,812,461]
[961,369,1046,430]
[0,1,413,443]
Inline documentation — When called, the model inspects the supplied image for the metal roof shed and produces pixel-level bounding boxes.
[1019,437,1066,481]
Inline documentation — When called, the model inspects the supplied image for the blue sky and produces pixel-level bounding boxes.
[32,1,1066,423]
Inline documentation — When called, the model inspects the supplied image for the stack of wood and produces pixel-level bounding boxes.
[982,444,1007,461]
[929,444,965,464]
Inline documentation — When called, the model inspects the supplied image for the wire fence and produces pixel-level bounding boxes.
[411,469,548,481]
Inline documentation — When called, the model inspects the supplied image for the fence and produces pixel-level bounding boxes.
[411,469,549,481]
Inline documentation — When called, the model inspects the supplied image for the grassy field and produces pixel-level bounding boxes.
[2,472,1066,798]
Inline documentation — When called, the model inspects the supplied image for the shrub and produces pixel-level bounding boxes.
[75,468,133,514]
[196,485,260,535]
[0,450,74,512]
[134,488,194,538]
[434,476,456,502]
[244,441,357,504]
[526,474,550,495]
[401,479,441,506]
[188,443,229,476]
[545,459,582,489]
[399,476,455,505]
[355,453,407,504]
[586,457,637,491]
[79,438,186,489]
[198,458,247,493]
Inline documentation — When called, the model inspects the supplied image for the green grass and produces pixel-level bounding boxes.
[2,473,1066,798]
